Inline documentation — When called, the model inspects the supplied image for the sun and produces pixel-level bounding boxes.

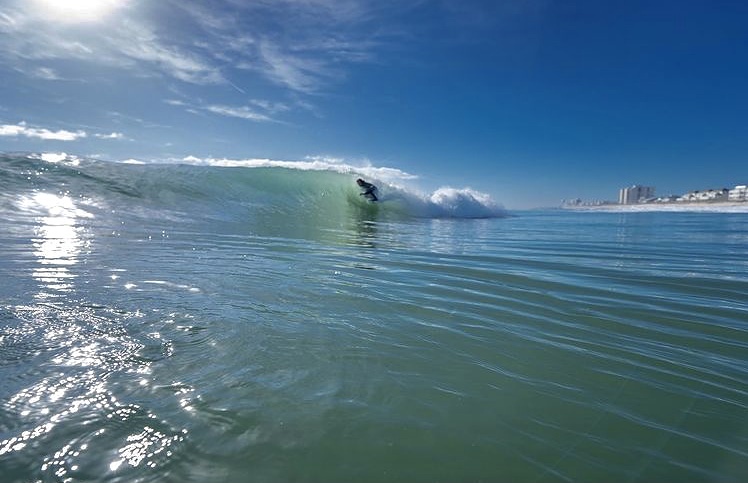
[33,0,123,23]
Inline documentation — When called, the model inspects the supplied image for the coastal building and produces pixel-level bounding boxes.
[729,185,747,201]
[618,185,655,204]
[651,195,679,203]
[678,189,730,202]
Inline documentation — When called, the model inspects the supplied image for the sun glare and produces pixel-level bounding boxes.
[33,0,123,23]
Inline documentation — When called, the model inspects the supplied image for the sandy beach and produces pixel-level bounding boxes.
[564,202,748,213]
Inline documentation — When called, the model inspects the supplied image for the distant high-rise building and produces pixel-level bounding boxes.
[618,185,655,204]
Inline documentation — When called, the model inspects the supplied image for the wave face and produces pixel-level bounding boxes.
[0,153,505,236]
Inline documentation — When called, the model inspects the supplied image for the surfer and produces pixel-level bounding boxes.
[356,178,379,201]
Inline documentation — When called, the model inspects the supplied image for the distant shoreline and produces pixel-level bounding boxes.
[563,202,748,213]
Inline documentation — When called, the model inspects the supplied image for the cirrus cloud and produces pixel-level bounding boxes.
[205,105,271,122]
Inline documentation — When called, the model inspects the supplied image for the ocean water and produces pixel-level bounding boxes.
[1,153,747,482]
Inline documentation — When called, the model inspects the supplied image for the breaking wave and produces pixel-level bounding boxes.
[0,153,507,228]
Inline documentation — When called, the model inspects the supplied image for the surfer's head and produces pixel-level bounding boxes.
[356,178,364,185]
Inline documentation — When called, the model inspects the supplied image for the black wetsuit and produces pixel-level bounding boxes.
[359,181,378,201]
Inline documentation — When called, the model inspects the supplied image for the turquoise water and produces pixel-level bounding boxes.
[1,154,747,482]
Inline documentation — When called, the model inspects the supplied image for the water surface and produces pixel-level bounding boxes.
[1,154,747,482]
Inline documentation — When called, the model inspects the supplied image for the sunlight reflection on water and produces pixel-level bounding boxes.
[2,192,188,480]
[22,192,92,297]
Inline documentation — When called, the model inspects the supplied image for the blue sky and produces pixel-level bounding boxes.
[1,0,747,208]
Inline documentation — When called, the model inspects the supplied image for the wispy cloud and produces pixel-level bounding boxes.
[0,121,86,141]
[0,10,17,29]
[173,0,391,93]
[165,97,280,123]
[205,105,271,122]
[29,66,63,80]
[249,99,290,114]
[95,132,125,140]
[255,41,335,94]
[0,4,222,86]
[1,0,410,111]
[115,20,223,85]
